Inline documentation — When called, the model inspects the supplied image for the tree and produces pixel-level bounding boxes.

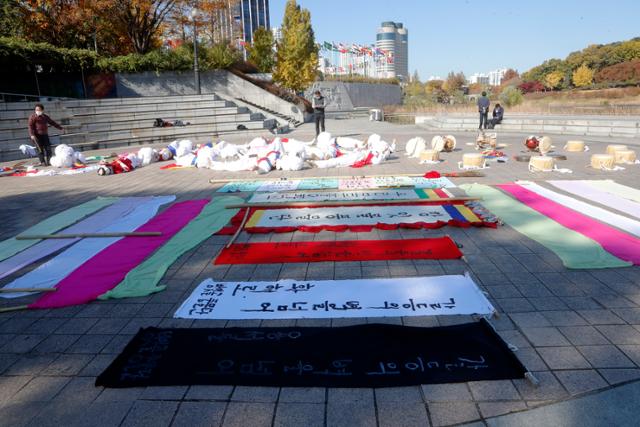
[273,0,318,92]
[247,26,274,72]
[572,63,594,87]
[502,68,519,82]
[112,0,178,54]
[442,71,465,95]
[0,0,24,38]
[499,86,523,107]
[405,70,424,97]
[544,70,564,89]
[518,80,544,93]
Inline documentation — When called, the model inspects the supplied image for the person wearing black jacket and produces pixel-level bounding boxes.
[477,91,490,130]
[312,90,326,136]
[488,103,504,129]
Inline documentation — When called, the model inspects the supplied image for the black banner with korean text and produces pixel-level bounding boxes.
[96,320,526,388]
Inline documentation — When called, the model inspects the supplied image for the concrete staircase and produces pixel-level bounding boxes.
[0,94,274,162]
[415,114,640,138]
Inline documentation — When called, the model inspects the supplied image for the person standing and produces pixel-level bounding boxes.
[312,90,326,136]
[477,91,490,130]
[28,103,64,166]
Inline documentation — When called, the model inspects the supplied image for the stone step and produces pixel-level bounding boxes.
[0,94,221,111]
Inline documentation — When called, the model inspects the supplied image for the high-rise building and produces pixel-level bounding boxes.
[469,69,507,86]
[240,0,270,44]
[375,21,408,81]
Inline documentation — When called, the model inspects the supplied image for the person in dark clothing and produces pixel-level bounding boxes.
[28,103,64,166]
[477,91,490,130]
[312,90,326,136]
[488,103,504,129]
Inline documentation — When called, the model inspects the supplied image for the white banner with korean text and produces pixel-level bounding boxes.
[174,274,495,320]
[247,205,453,228]
[248,189,423,204]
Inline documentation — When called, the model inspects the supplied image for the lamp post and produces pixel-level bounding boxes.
[191,7,201,95]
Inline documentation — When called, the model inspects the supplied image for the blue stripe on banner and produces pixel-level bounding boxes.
[443,205,467,222]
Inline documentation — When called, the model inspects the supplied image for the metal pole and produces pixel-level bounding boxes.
[193,12,201,95]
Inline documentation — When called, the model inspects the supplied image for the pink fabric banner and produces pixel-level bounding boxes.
[30,199,209,309]
[498,184,640,265]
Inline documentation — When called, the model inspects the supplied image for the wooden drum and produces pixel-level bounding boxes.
[420,149,440,162]
[443,135,457,152]
[529,156,555,172]
[614,150,637,164]
[565,140,585,152]
[539,136,553,155]
[462,153,485,169]
[606,144,628,156]
[591,154,615,169]
[431,136,445,152]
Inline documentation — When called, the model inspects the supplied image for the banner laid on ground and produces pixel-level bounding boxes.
[217,177,455,193]
[214,237,463,265]
[498,183,640,265]
[0,197,118,262]
[0,196,175,292]
[549,180,640,220]
[460,184,630,269]
[243,204,482,232]
[99,196,243,301]
[517,181,640,238]
[95,320,526,388]
[174,274,494,320]
[247,188,453,204]
[29,199,209,309]
[0,196,175,288]
[585,180,640,203]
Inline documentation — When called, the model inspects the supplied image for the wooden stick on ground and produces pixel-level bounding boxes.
[0,305,28,313]
[226,197,480,209]
[225,208,251,249]
[0,288,56,293]
[209,172,480,185]
[16,232,162,240]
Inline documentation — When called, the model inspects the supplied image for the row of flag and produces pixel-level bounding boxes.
[321,42,394,58]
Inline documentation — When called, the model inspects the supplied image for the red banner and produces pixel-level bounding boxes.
[214,237,462,265]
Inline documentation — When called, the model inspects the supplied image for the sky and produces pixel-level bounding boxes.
[269,0,640,79]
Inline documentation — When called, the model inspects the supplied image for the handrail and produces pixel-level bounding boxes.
[0,92,75,103]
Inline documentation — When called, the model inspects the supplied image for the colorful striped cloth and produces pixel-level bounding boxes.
[30,199,209,309]
[460,184,630,269]
[499,183,640,265]
[0,197,117,262]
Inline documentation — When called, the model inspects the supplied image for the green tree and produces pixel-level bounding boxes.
[405,70,424,96]
[544,70,564,89]
[572,63,594,87]
[247,26,275,72]
[0,1,24,38]
[273,0,318,92]
[498,86,523,107]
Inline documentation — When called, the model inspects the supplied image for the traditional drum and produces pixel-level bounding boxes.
[606,144,628,156]
[539,136,553,155]
[461,153,485,169]
[591,154,616,169]
[420,149,439,163]
[564,140,585,152]
[443,135,457,152]
[405,137,426,158]
[431,136,445,152]
[529,156,555,172]
[614,150,637,164]
[476,132,497,150]
[525,136,539,151]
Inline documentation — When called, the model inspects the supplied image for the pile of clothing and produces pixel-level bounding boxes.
[168,132,397,174]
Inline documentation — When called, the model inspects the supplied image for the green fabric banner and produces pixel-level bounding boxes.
[0,197,118,262]
[99,196,243,300]
[460,184,630,269]
[587,180,640,204]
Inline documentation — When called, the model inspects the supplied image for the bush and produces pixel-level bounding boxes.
[595,59,640,85]
[499,86,524,107]
[518,81,545,94]
[0,36,99,71]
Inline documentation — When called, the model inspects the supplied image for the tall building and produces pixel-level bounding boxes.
[240,0,270,44]
[209,0,270,45]
[375,21,408,81]
[469,69,507,86]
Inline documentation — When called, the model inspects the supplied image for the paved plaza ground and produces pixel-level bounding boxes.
[1,117,640,426]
